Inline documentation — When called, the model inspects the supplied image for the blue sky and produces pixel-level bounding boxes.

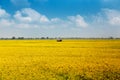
[0,0,120,38]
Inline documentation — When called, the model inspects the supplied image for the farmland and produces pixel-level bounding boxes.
[0,39,120,80]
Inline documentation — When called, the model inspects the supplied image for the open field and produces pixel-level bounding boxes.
[0,40,120,80]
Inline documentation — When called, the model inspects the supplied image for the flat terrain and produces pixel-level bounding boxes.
[0,40,120,80]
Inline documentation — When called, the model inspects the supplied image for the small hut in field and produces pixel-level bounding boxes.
[57,38,62,42]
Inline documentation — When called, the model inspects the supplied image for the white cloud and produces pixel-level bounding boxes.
[0,8,88,29]
[0,8,10,18]
[103,9,120,26]
[0,19,14,27]
[15,23,32,28]
[1,7,120,29]
[14,8,49,23]
[68,15,88,27]
[91,8,120,27]
[39,15,49,23]
[14,11,32,23]
[0,7,120,38]
[51,18,61,22]
[13,8,88,28]
[0,8,12,27]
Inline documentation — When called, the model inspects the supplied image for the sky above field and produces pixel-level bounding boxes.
[0,0,120,38]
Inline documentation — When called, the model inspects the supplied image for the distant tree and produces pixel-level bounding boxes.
[109,36,114,39]
[18,37,24,39]
[41,37,45,39]
[12,36,16,39]
[46,37,49,39]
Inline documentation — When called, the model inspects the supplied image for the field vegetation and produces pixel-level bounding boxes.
[0,39,120,80]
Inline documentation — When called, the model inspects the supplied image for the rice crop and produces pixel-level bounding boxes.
[0,39,120,80]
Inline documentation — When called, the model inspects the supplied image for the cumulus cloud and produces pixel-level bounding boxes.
[68,15,88,27]
[0,19,14,27]
[14,8,49,23]
[14,11,32,23]
[1,7,120,29]
[91,8,120,27]
[13,8,88,28]
[0,8,13,27]
[0,8,10,18]
[0,7,89,29]
[0,7,120,37]
[51,18,61,22]
[103,9,120,26]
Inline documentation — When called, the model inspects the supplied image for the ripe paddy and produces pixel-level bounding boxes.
[0,39,120,80]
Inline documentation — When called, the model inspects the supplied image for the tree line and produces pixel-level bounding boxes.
[0,36,120,40]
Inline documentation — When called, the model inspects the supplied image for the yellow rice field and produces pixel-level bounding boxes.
[0,40,120,80]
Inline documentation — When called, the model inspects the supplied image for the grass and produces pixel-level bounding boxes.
[0,39,120,80]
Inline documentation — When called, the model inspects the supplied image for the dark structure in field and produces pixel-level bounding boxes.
[57,38,62,42]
